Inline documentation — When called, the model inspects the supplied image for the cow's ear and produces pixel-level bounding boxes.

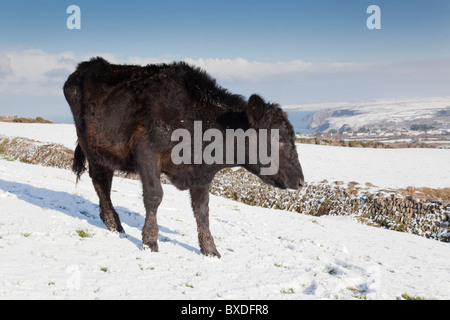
[248,94,265,122]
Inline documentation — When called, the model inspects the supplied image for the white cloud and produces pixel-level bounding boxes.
[0,49,77,95]
[0,55,13,75]
[185,58,377,81]
[7,49,76,82]
[134,57,375,82]
[127,56,376,82]
[0,48,375,94]
[1,48,447,102]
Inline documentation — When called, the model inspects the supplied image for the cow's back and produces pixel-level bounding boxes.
[64,57,247,173]
[64,58,188,171]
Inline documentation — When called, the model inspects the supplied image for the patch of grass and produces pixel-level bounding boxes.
[347,286,368,300]
[12,116,53,123]
[401,293,428,300]
[76,229,93,238]
[393,223,406,232]
[21,233,31,237]
[241,197,256,206]
[280,288,295,294]
[274,263,283,268]
[375,217,406,233]
[100,267,109,273]
[357,217,382,228]
[399,186,450,201]
[317,196,332,216]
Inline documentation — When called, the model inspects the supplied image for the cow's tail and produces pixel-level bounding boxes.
[73,143,87,184]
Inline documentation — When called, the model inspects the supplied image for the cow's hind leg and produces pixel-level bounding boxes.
[89,164,124,233]
[190,185,221,258]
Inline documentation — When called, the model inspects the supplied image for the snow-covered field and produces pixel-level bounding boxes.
[297,143,450,189]
[1,160,450,300]
[1,122,450,300]
[0,122,77,150]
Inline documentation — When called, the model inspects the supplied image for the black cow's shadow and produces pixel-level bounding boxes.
[0,178,200,254]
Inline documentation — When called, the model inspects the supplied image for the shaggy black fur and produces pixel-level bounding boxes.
[64,57,304,257]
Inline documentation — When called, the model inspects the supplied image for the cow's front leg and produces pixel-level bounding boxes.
[141,185,163,252]
[190,185,221,258]
[136,148,163,252]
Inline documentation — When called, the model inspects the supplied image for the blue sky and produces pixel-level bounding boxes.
[0,0,449,122]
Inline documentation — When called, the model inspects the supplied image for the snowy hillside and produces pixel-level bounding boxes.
[1,122,450,299]
[284,96,450,132]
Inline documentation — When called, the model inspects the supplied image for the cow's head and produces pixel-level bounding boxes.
[245,94,304,190]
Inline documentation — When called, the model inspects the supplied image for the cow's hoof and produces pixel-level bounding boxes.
[201,247,221,259]
[142,242,158,252]
[100,211,124,234]
[108,225,125,234]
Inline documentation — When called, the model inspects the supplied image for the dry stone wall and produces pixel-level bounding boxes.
[0,136,73,168]
[210,169,450,242]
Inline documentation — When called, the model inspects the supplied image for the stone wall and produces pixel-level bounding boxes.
[210,169,450,242]
[0,136,73,168]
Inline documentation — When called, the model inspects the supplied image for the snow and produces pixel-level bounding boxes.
[297,143,450,189]
[0,122,77,149]
[1,159,450,300]
[0,122,449,299]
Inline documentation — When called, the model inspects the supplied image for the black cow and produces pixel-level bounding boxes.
[64,57,304,257]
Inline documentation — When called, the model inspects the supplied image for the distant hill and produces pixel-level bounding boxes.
[283,96,450,133]
[0,116,54,124]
